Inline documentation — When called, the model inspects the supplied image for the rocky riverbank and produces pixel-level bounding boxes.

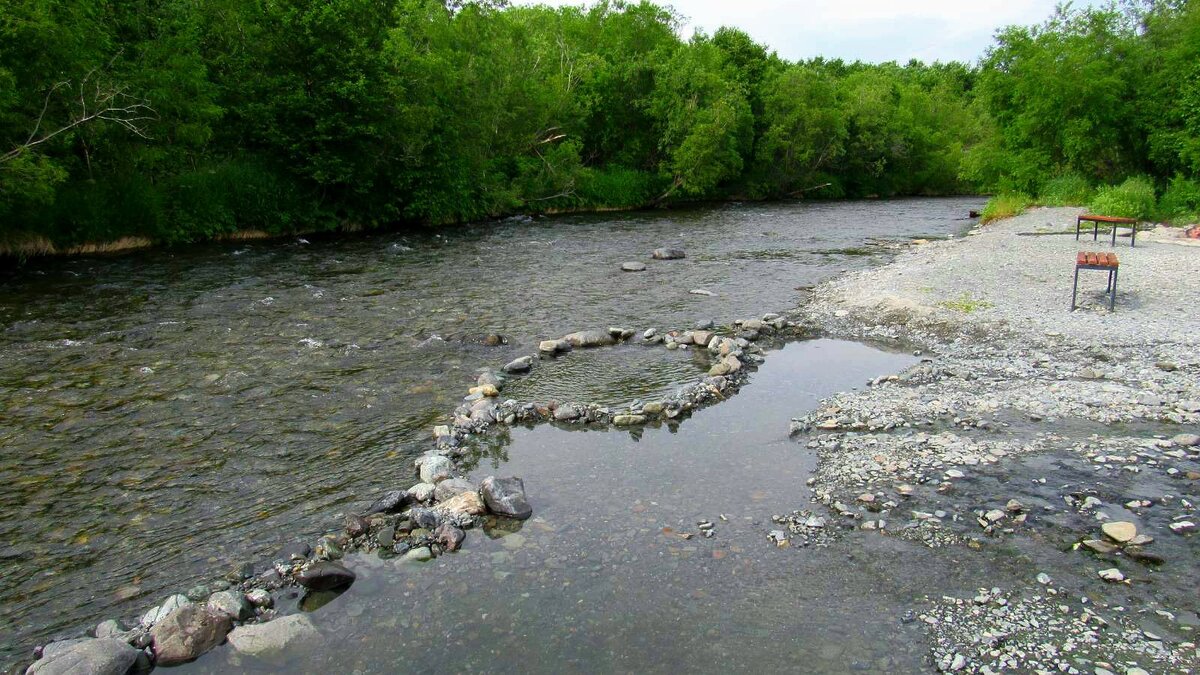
[788,207,1200,673]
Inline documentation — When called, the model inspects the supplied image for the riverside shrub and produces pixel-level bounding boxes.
[1088,177,1157,220]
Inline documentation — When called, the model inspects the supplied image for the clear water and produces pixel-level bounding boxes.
[0,197,981,665]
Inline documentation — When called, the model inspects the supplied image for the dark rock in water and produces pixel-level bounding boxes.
[502,356,533,374]
[296,561,356,591]
[150,604,232,666]
[651,247,686,260]
[365,490,410,515]
[620,262,647,272]
[27,638,140,675]
[481,333,507,346]
[409,507,442,530]
[344,514,369,538]
[434,523,466,551]
[694,318,715,330]
[477,370,503,389]
[434,478,476,503]
[298,588,343,613]
[563,330,616,348]
[276,542,312,562]
[480,476,533,520]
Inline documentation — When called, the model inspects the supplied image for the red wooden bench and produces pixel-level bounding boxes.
[1077,214,1139,247]
[1072,251,1119,311]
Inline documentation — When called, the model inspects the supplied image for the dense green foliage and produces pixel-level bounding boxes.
[2,0,1198,251]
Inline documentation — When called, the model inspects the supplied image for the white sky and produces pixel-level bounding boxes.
[513,0,1107,64]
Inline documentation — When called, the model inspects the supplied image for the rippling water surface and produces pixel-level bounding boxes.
[0,198,980,664]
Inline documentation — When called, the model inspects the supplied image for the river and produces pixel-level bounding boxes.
[0,197,982,668]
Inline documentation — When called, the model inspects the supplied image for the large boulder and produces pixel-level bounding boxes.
[480,476,533,520]
[150,604,232,666]
[227,614,320,657]
[295,561,356,591]
[651,248,686,260]
[27,638,139,675]
[563,330,616,349]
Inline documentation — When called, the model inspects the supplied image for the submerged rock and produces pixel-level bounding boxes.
[227,614,320,657]
[151,604,232,666]
[1101,521,1137,543]
[434,523,466,551]
[502,356,534,374]
[296,562,356,591]
[651,248,686,260]
[27,638,139,675]
[563,330,616,348]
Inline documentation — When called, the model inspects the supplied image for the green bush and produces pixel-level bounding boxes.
[980,192,1033,222]
[1088,176,1157,220]
[1156,174,1200,225]
[1038,173,1093,206]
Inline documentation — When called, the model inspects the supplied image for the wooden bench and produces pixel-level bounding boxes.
[1077,214,1139,247]
[1072,251,1119,311]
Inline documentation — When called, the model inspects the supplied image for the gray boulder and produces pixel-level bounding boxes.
[418,455,453,484]
[434,523,466,551]
[295,561,355,591]
[206,590,253,621]
[150,604,232,666]
[502,356,533,374]
[434,478,476,503]
[139,594,192,629]
[480,476,533,520]
[227,614,320,657]
[27,638,139,675]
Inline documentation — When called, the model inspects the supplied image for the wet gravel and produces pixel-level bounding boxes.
[790,207,1200,672]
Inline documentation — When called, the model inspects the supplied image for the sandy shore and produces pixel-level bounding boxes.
[789,207,1200,673]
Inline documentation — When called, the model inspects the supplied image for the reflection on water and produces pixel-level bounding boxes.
[0,198,981,663]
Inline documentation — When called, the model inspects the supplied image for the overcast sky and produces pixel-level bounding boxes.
[513,0,1106,64]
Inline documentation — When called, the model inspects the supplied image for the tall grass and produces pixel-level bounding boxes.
[1037,173,1093,206]
[1157,175,1200,225]
[981,192,1033,222]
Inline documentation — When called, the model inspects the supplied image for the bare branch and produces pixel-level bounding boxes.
[2,69,157,165]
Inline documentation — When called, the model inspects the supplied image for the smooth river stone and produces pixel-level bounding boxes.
[1102,521,1137,543]
[28,638,140,675]
[480,476,532,520]
[227,614,320,657]
[151,604,232,666]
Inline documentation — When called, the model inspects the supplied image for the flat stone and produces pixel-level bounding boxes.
[402,546,433,563]
[296,561,356,591]
[563,330,616,348]
[27,638,140,675]
[651,248,686,260]
[613,414,647,426]
[1097,568,1125,582]
[151,604,232,666]
[538,339,570,354]
[480,476,533,520]
[227,614,319,657]
[689,289,714,296]
[432,490,487,518]
[1082,539,1119,554]
[1172,433,1200,447]
[1101,521,1137,543]
[621,262,647,272]
[418,455,454,484]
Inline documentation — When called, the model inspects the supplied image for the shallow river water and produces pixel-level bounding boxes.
[0,197,982,668]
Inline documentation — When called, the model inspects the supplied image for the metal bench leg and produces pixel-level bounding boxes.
[1071,267,1080,310]
[1130,226,1135,248]
[1094,223,1099,241]
[1076,219,1081,241]
[1109,268,1118,311]
[1112,225,1117,247]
